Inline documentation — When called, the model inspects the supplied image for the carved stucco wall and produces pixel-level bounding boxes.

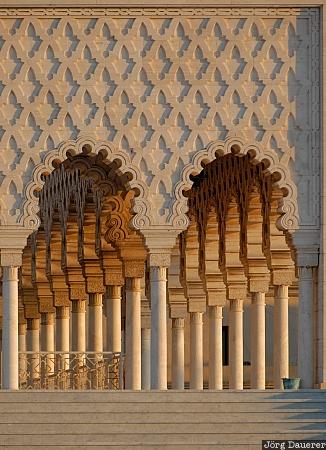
[0,7,320,233]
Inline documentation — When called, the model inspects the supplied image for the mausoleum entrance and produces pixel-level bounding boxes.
[13,146,296,390]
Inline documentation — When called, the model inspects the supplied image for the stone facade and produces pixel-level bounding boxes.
[0,1,324,391]
[0,6,318,234]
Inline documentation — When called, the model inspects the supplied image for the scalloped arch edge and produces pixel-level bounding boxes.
[170,136,299,232]
[19,135,152,231]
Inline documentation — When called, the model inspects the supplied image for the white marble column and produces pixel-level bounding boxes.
[107,286,122,353]
[18,323,26,353]
[18,323,27,383]
[190,312,203,390]
[71,300,86,353]
[229,299,243,390]
[141,328,151,390]
[251,293,266,389]
[274,285,289,389]
[88,294,103,354]
[209,306,223,390]
[41,312,55,376]
[125,277,141,390]
[56,306,70,371]
[26,318,40,381]
[150,266,168,390]
[2,266,19,389]
[298,267,314,388]
[41,313,55,352]
[172,318,185,390]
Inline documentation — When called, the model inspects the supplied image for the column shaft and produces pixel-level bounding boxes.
[229,299,243,390]
[107,286,122,353]
[18,323,27,384]
[172,318,185,390]
[2,267,19,389]
[56,306,70,371]
[251,293,266,389]
[71,300,86,353]
[41,313,55,352]
[298,267,314,388]
[190,312,203,390]
[141,328,151,390]
[18,323,26,353]
[274,285,289,389]
[88,294,103,353]
[27,318,40,352]
[26,318,40,381]
[150,266,167,390]
[56,306,70,352]
[209,306,223,390]
[125,278,141,390]
[41,313,55,376]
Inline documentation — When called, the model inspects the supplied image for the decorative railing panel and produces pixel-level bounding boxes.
[18,352,124,390]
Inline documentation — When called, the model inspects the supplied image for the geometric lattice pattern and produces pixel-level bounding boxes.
[0,8,319,228]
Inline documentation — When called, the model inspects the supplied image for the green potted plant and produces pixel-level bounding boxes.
[282,377,301,389]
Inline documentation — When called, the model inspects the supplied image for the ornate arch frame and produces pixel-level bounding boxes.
[19,135,151,231]
[172,136,299,232]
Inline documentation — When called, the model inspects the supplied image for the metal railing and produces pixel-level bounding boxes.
[18,352,124,390]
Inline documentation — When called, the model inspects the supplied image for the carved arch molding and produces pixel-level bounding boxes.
[19,134,298,235]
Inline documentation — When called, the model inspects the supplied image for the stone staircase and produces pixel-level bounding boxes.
[0,390,325,450]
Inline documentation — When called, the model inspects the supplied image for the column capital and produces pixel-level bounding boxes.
[2,266,19,281]
[209,304,223,320]
[69,285,88,302]
[86,278,105,294]
[150,265,167,281]
[149,253,171,268]
[251,291,266,306]
[172,317,185,329]
[190,311,203,324]
[124,259,145,278]
[142,228,179,267]
[56,305,70,319]
[27,317,40,330]
[272,269,296,286]
[106,285,122,299]
[297,266,314,279]
[89,293,103,307]
[125,277,141,291]
[0,227,30,267]
[248,277,270,294]
[1,250,23,267]
[41,312,55,325]
[71,299,86,313]
[230,298,244,312]
[292,229,319,267]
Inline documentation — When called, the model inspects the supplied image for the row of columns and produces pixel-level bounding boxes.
[169,288,291,390]
[0,257,316,390]
[1,248,171,390]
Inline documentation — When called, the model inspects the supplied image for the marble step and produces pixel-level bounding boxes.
[0,389,324,402]
[1,432,326,446]
[0,411,325,423]
[0,401,324,413]
[0,391,324,449]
